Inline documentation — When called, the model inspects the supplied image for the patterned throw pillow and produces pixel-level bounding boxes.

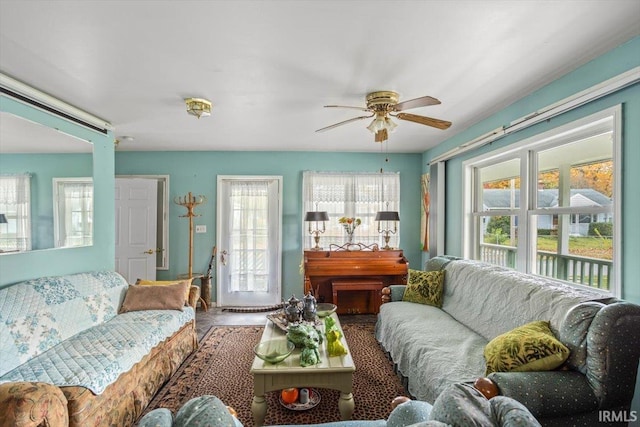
[484,320,570,375]
[402,269,445,307]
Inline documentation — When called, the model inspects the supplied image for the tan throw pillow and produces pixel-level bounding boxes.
[402,269,445,307]
[120,282,189,313]
[484,320,570,375]
[136,278,192,304]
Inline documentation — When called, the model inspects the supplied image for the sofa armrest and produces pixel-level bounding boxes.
[381,285,406,304]
[487,370,598,419]
[0,381,68,427]
[188,285,200,310]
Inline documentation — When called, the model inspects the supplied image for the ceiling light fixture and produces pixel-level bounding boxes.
[185,98,212,119]
[114,136,135,148]
[366,112,398,135]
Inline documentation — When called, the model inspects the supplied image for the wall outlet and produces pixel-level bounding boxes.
[195,225,207,233]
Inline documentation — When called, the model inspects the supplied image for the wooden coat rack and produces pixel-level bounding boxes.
[174,192,206,279]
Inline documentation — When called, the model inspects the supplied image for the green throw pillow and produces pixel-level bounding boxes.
[402,269,445,307]
[484,320,570,375]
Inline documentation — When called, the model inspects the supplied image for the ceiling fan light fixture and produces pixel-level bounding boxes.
[385,117,398,133]
[367,113,386,134]
[185,97,212,119]
[367,114,397,134]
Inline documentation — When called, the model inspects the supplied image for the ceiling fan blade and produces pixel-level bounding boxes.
[324,105,371,112]
[315,114,374,132]
[393,96,441,112]
[395,112,452,130]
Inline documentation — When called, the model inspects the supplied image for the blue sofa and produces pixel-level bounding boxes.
[375,258,640,426]
[137,383,541,426]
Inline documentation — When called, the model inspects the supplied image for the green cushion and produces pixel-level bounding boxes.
[430,383,494,425]
[387,400,433,427]
[174,395,237,427]
[137,408,173,427]
[402,269,445,307]
[484,320,570,375]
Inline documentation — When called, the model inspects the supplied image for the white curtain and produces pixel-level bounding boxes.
[0,175,32,251]
[228,181,270,292]
[302,171,400,249]
[55,181,93,247]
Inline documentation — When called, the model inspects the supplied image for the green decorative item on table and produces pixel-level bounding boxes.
[253,339,295,364]
[325,317,348,356]
[299,326,322,367]
[316,302,337,317]
[286,323,321,348]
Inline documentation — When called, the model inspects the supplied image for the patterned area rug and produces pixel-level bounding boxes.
[140,319,408,426]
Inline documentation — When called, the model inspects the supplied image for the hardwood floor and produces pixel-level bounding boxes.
[195,307,267,340]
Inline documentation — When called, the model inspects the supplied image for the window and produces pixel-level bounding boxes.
[464,107,620,295]
[0,174,31,252]
[302,171,400,249]
[53,178,93,248]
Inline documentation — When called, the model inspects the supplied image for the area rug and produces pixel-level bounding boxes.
[140,320,408,426]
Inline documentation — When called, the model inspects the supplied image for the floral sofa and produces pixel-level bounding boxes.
[0,271,200,427]
[375,258,640,426]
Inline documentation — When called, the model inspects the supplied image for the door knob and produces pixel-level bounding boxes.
[220,250,228,266]
[144,249,154,254]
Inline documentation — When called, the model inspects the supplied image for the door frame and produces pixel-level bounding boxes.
[216,175,283,307]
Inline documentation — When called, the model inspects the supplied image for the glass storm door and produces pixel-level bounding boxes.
[217,176,282,306]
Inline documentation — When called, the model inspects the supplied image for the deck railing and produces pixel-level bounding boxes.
[479,244,612,290]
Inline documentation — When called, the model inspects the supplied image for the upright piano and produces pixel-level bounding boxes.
[303,247,408,314]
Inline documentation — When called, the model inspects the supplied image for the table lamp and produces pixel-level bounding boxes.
[375,211,399,250]
[305,211,329,250]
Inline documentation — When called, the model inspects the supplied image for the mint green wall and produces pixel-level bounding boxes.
[1,153,92,250]
[115,151,423,301]
[0,97,115,287]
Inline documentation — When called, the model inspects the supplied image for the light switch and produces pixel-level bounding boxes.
[195,225,207,233]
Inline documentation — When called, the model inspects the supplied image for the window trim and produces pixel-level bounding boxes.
[463,105,621,296]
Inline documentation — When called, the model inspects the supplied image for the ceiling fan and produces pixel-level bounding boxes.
[316,91,452,142]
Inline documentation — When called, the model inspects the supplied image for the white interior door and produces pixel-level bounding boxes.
[115,178,157,284]
[217,176,282,307]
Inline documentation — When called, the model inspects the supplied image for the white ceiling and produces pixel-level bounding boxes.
[0,0,638,154]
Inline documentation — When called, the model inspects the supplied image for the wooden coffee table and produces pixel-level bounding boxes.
[250,313,355,426]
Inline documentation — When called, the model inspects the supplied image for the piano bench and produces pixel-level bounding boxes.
[331,280,383,314]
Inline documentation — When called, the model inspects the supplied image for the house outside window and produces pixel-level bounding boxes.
[463,107,620,295]
[302,171,400,250]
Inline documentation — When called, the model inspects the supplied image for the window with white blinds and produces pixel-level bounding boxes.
[302,171,400,249]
